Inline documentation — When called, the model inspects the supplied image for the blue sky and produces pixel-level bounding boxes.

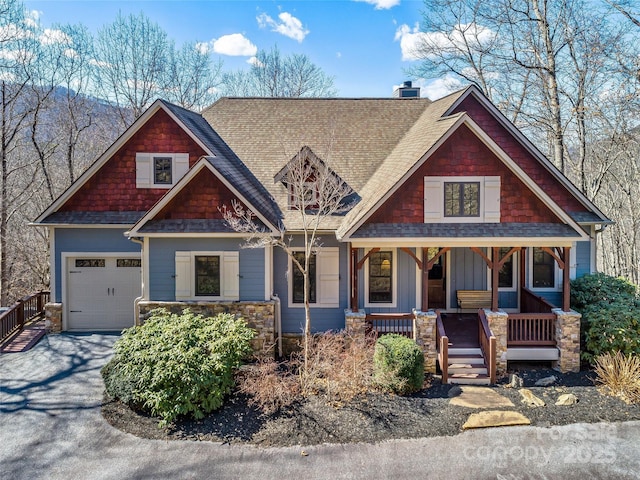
[23,0,447,99]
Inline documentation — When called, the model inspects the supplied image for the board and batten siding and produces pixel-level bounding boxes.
[449,247,488,308]
[273,237,348,333]
[575,240,592,278]
[54,228,140,302]
[148,237,265,301]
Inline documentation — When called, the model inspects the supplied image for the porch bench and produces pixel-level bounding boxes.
[457,290,492,310]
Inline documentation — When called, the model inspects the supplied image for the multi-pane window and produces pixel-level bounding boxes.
[368,251,393,303]
[292,252,317,303]
[153,156,173,185]
[444,182,480,217]
[498,247,514,288]
[195,255,220,296]
[532,248,555,288]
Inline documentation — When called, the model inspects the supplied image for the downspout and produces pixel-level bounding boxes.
[129,237,144,326]
[271,294,282,357]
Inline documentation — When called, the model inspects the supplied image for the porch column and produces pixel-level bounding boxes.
[413,309,437,373]
[345,309,367,341]
[491,247,499,311]
[483,308,508,373]
[563,246,571,312]
[350,247,359,312]
[553,308,581,373]
[421,248,429,312]
[45,302,63,333]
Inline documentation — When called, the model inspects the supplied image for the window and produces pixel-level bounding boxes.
[175,251,239,300]
[532,248,556,289]
[364,249,397,307]
[153,157,173,185]
[496,247,516,290]
[195,256,220,297]
[75,259,105,268]
[288,182,318,210]
[288,248,339,308]
[424,176,500,223]
[136,152,189,189]
[291,252,316,303]
[444,182,480,217]
[116,259,141,268]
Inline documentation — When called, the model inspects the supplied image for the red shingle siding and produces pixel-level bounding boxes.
[155,168,244,220]
[366,125,559,224]
[452,95,586,212]
[60,109,207,212]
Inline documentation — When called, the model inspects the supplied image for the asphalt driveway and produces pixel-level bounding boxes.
[1,333,639,480]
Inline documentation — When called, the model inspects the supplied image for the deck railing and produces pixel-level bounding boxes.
[365,313,414,338]
[478,309,496,384]
[508,313,556,346]
[521,287,556,313]
[0,291,50,345]
[436,311,448,382]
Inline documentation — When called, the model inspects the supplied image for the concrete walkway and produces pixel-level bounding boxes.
[1,333,639,480]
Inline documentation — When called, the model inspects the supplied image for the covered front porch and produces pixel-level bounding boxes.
[344,243,582,384]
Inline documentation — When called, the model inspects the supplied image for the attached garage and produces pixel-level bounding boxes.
[65,255,141,331]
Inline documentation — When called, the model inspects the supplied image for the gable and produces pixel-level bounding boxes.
[365,125,561,225]
[451,94,587,214]
[59,109,207,213]
[154,168,245,220]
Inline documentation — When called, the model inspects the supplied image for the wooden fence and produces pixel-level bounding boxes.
[0,291,50,345]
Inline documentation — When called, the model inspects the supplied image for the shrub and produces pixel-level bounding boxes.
[571,273,637,312]
[236,359,301,414]
[373,334,424,394]
[581,301,640,363]
[101,308,255,425]
[594,351,640,404]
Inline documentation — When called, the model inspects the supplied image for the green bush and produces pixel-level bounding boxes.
[570,273,640,363]
[373,334,424,394]
[101,308,255,425]
[581,301,640,363]
[571,273,637,312]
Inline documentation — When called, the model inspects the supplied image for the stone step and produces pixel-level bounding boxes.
[448,347,482,356]
[448,373,491,385]
[448,363,488,375]
[447,353,484,364]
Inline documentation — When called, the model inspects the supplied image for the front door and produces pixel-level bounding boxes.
[427,248,446,310]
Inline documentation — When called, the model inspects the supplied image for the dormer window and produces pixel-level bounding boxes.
[289,181,318,210]
[136,152,189,189]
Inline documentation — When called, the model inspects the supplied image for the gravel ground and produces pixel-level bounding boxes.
[102,367,640,447]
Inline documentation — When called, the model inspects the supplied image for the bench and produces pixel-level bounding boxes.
[457,290,492,310]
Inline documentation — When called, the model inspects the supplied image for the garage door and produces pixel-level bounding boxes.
[66,256,141,331]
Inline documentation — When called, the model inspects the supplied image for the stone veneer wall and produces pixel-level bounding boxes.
[483,309,508,373]
[44,303,62,333]
[138,301,276,359]
[413,310,437,373]
[552,308,581,373]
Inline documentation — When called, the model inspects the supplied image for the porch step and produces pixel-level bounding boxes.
[444,347,490,385]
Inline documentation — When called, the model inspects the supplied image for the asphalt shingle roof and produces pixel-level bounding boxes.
[39,211,145,225]
[350,222,581,239]
[138,219,249,234]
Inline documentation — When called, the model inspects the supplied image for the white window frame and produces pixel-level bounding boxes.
[528,247,561,292]
[175,251,239,301]
[364,248,397,308]
[288,247,340,309]
[288,181,318,210]
[136,152,189,189]
[488,248,518,292]
[424,176,500,223]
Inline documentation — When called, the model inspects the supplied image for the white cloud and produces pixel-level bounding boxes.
[64,48,78,59]
[247,56,262,66]
[40,28,71,45]
[0,48,35,64]
[0,23,33,42]
[420,76,463,100]
[25,10,41,28]
[355,0,400,9]
[257,12,309,42]
[212,33,257,56]
[195,41,210,55]
[395,22,497,62]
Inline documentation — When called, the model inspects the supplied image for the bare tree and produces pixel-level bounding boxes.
[222,144,353,372]
[221,46,337,97]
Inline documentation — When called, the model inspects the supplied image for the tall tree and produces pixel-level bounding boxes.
[221,46,337,97]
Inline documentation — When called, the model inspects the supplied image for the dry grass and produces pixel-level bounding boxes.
[594,351,640,404]
[236,332,376,413]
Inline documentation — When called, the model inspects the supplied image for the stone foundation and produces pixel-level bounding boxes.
[484,309,508,374]
[44,303,62,333]
[552,308,581,373]
[413,309,437,373]
[344,309,367,338]
[137,301,276,359]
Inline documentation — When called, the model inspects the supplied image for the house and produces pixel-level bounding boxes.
[33,83,611,384]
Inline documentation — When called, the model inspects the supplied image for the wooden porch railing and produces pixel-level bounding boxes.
[436,310,448,382]
[521,287,556,313]
[365,313,413,338]
[0,291,50,345]
[508,313,556,346]
[478,309,496,384]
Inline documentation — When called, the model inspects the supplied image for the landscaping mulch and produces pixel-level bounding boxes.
[102,367,640,447]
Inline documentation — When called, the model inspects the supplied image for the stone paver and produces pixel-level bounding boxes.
[462,410,531,429]
[519,388,546,407]
[449,386,514,408]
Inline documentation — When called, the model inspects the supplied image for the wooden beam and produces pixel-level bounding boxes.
[426,247,450,270]
[356,247,380,271]
[470,247,494,269]
[401,247,422,270]
[520,247,526,289]
[422,248,429,312]
[497,247,519,269]
[350,247,359,312]
[542,246,564,270]
[563,246,571,311]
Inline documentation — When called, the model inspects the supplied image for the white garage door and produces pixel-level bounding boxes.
[66,256,141,331]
